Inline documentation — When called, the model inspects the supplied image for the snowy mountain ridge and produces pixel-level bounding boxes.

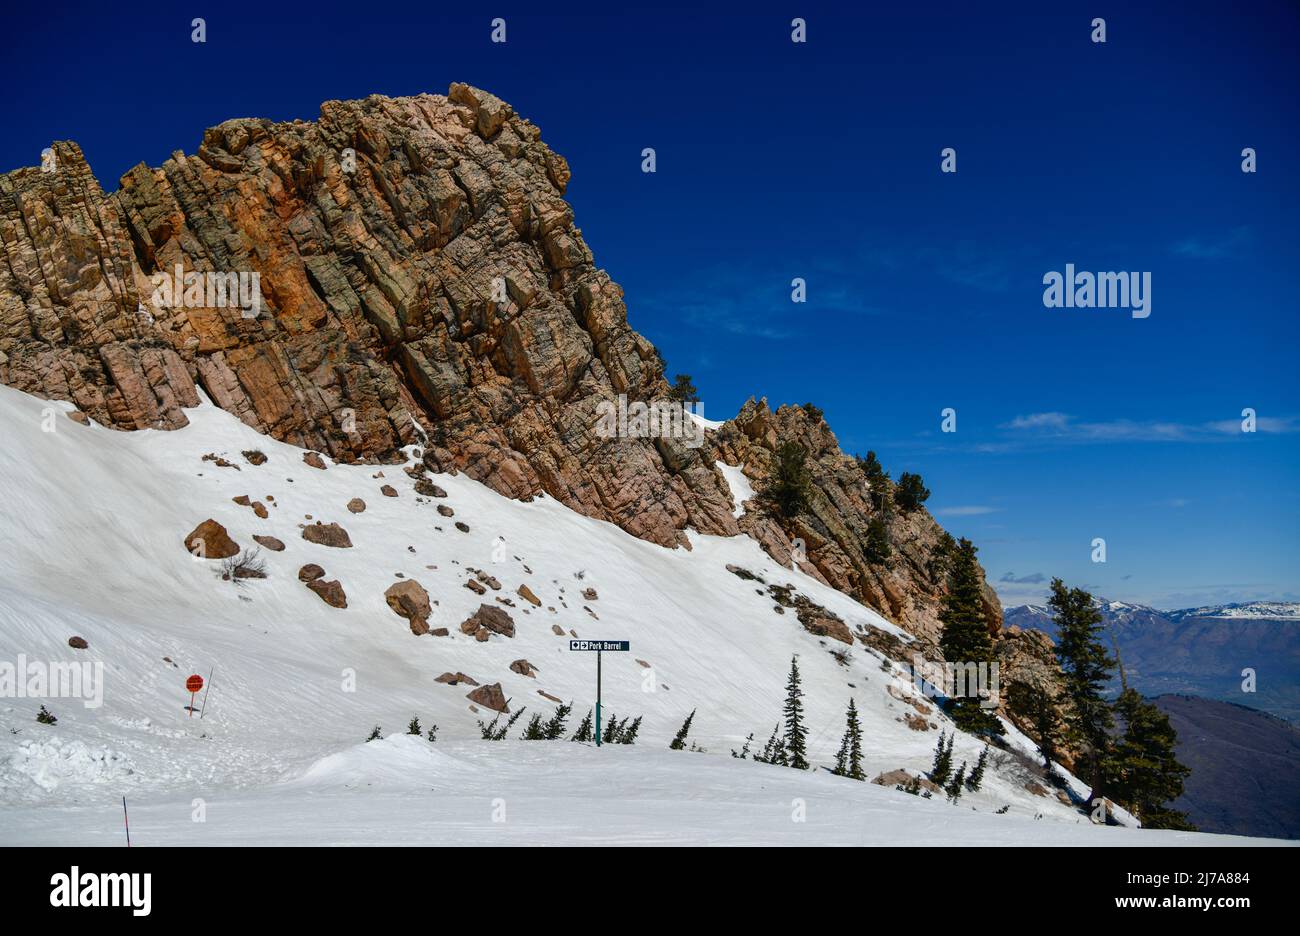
[1,383,1268,843]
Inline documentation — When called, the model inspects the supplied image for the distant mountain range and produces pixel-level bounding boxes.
[1154,695,1300,840]
[1003,600,1300,723]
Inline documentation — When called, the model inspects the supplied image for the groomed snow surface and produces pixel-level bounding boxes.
[0,386,1280,845]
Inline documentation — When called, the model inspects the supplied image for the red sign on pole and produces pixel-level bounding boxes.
[186,674,204,717]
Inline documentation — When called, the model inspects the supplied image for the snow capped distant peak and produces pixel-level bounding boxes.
[1167,601,1300,622]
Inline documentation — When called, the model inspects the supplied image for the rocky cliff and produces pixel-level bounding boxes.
[0,84,1002,652]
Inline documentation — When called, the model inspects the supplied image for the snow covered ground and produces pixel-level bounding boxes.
[0,385,1284,845]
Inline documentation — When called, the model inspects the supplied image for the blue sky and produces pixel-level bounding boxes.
[3,2,1297,609]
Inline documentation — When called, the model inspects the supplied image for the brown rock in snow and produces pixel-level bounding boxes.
[298,563,325,582]
[302,522,352,548]
[303,452,327,470]
[384,579,432,635]
[184,519,239,560]
[68,636,89,650]
[347,498,366,514]
[466,682,509,713]
[517,584,542,607]
[253,534,285,551]
[306,578,347,608]
[509,659,538,678]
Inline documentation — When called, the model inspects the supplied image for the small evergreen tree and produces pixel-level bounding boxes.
[366,725,382,742]
[667,373,699,403]
[521,713,547,740]
[479,708,525,740]
[36,705,57,725]
[407,716,421,736]
[894,471,931,512]
[1050,578,1115,804]
[864,516,891,564]
[670,710,696,750]
[946,762,968,803]
[754,723,785,764]
[602,714,623,744]
[571,708,594,742]
[766,442,811,518]
[618,716,642,745]
[543,702,573,740]
[731,732,754,759]
[966,745,990,791]
[782,656,810,769]
[929,730,954,786]
[831,698,864,780]
[426,724,438,742]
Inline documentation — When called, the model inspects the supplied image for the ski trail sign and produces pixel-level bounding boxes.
[569,640,630,746]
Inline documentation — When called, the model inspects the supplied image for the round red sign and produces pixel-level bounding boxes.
[186,674,204,693]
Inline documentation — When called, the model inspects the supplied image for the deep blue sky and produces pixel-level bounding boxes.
[4,2,1297,609]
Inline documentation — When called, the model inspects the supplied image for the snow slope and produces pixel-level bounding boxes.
[0,386,1278,844]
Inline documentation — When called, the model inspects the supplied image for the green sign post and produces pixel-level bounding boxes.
[569,640,630,746]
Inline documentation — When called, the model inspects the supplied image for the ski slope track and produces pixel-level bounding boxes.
[0,386,1281,845]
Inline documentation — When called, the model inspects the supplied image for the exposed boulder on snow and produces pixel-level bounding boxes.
[306,578,347,608]
[460,604,516,640]
[184,519,239,559]
[435,672,479,686]
[873,770,942,795]
[582,587,598,601]
[298,564,325,582]
[510,659,538,677]
[436,504,454,517]
[303,452,327,470]
[242,450,268,466]
[466,682,509,713]
[302,522,352,548]
[347,498,366,514]
[464,579,486,595]
[380,485,398,498]
[67,636,88,650]
[414,479,446,498]
[253,535,285,552]
[517,584,542,607]
[385,580,432,635]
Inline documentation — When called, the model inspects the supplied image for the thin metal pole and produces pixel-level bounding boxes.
[123,797,131,847]
[595,648,602,747]
[199,667,213,718]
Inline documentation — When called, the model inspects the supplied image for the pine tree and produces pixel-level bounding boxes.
[865,516,891,564]
[1007,680,1063,769]
[602,714,623,744]
[670,709,696,750]
[521,713,547,740]
[543,701,573,740]
[1049,578,1115,804]
[938,538,1003,736]
[755,723,786,765]
[857,451,889,510]
[831,698,865,780]
[36,705,57,725]
[929,730,953,786]
[366,725,382,742]
[766,442,811,518]
[618,716,642,745]
[479,708,525,740]
[966,745,989,791]
[782,656,810,769]
[1106,688,1194,830]
[894,471,930,512]
[426,724,438,742]
[571,708,594,742]
[667,373,699,403]
[731,732,754,759]
[946,762,968,803]
[407,716,421,735]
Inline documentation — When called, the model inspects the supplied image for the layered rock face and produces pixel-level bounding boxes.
[708,400,1003,652]
[0,83,1001,649]
[0,84,736,549]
